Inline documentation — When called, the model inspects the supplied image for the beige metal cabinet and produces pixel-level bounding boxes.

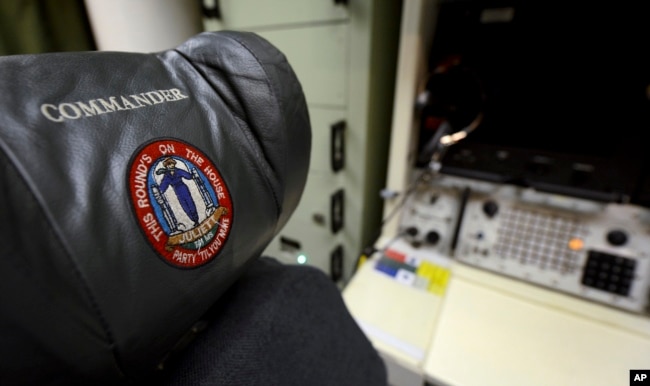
[203,0,348,29]
[256,24,349,107]
[203,0,402,283]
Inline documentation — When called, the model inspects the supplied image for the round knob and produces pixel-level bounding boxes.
[606,229,628,246]
[425,230,440,245]
[482,200,499,218]
[405,226,418,237]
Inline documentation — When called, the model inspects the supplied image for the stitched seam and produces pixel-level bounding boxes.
[226,33,291,225]
[0,140,124,377]
[169,36,282,219]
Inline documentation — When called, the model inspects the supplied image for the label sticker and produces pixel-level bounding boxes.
[128,138,233,268]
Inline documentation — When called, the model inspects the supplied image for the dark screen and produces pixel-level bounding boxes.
[420,0,650,203]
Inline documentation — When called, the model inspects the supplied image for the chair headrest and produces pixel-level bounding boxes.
[0,31,310,384]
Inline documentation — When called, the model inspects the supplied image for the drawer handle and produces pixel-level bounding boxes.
[330,189,344,234]
[331,120,345,173]
[202,0,222,20]
[330,244,344,282]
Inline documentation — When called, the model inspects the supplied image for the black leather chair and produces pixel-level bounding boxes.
[0,31,386,386]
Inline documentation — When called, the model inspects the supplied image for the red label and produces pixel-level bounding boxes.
[384,248,407,263]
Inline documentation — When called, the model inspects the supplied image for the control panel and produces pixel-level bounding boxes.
[396,182,465,257]
[396,173,650,314]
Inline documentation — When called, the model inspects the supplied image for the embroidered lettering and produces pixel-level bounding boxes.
[41,88,190,122]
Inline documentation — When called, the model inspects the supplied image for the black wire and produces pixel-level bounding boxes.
[352,169,432,275]
[351,60,486,276]
[379,172,423,228]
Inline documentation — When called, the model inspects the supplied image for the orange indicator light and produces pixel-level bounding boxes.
[568,238,584,251]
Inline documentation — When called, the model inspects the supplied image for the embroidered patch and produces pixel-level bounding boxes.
[128,139,233,268]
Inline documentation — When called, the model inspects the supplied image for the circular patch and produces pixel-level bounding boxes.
[128,139,233,268]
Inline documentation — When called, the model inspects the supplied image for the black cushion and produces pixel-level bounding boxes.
[158,257,388,386]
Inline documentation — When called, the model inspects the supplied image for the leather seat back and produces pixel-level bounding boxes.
[0,31,310,384]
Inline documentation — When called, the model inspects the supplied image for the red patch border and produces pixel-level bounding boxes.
[127,138,233,269]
